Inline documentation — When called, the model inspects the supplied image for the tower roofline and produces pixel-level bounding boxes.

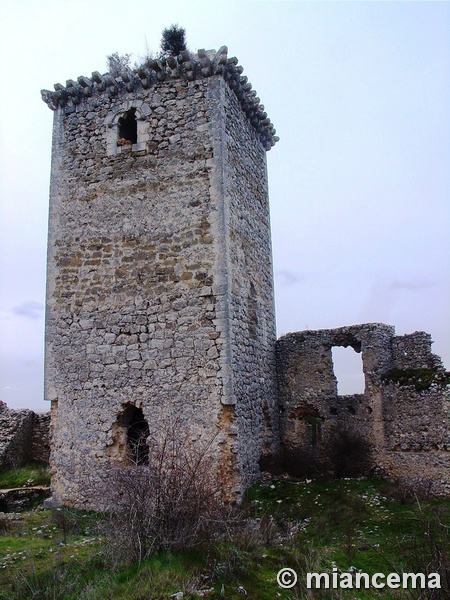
[41,46,279,151]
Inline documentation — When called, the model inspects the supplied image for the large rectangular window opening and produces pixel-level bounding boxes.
[332,346,365,395]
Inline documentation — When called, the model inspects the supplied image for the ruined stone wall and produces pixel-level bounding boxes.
[0,402,50,468]
[381,337,449,493]
[31,413,51,463]
[381,383,450,494]
[391,331,444,371]
[43,49,278,507]
[276,324,393,476]
[276,324,450,493]
[222,82,278,490]
[0,402,34,468]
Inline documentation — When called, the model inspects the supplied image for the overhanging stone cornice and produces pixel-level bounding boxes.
[41,46,279,151]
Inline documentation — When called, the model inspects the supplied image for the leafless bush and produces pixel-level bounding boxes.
[100,420,230,564]
[395,505,450,599]
[230,512,279,552]
[381,478,435,505]
[0,516,11,535]
[209,547,246,581]
[106,52,131,77]
[51,506,87,545]
[0,554,79,600]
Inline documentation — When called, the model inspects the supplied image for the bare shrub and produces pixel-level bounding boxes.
[394,505,450,599]
[134,37,155,71]
[381,478,435,505]
[100,420,230,564]
[51,506,87,545]
[1,554,79,600]
[230,512,279,552]
[106,52,131,77]
[209,547,246,581]
[0,515,11,535]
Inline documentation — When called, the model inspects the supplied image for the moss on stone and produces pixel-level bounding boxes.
[381,368,450,391]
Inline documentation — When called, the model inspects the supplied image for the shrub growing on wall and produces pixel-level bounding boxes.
[106,52,131,77]
[160,24,187,56]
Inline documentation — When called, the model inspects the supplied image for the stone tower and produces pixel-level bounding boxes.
[41,46,279,507]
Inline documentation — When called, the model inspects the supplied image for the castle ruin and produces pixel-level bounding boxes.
[41,47,279,506]
[40,45,449,507]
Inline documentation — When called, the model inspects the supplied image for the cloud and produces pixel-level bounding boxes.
[11,301,44,320]
[389,280,436,292]
[275,270,305,287]
[359,278,438,324]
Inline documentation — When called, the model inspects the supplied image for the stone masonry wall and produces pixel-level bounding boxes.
[381,334,449,493]
[43,48,278,507]
[276,324,393,477]
[31,413,51,464]
[276,324,450,493]
[0,402,34,468]
[391,331,444,371]
[222,82,278,491]
[0,402,50,468]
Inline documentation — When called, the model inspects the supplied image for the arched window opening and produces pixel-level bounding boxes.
[332,346,365,396]
[303,414,324,447]
[117,404,150,465]
[117,108,137,145]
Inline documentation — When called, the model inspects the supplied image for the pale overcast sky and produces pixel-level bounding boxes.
[0,0,449,412]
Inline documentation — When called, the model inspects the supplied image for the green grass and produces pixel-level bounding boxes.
[0,477,448,599]
[0,463,50,489]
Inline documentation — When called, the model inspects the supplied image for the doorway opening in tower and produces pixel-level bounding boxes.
[118,404,150,465]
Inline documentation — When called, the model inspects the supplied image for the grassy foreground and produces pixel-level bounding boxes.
[0,462,50,489]
[0,474,449,599]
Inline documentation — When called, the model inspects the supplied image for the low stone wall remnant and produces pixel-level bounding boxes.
[276,323,450,494]
[0,401,50,468]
